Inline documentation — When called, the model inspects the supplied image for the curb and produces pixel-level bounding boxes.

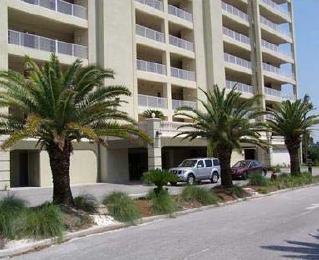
[1,182,318,258]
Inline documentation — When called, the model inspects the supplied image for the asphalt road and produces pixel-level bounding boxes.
[11,185,319,260]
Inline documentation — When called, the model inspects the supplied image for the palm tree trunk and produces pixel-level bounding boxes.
[217,145,233,188]
[47,140,74,206]
[286,139,301,175]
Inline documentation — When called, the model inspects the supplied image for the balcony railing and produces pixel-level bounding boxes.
[260,0,290,19]
[226,80,254,94]
[260,16,291,38]
[138,94,168,109]
[169,35,194,52]
[8,30,88,59]
[223,27,250,45]
[263,63,294,79]
[168,5,193,23]
[222,2,249,22]
[224,53,252,70]
[137,59,166,75]
[20,0,87,19]
[135,0,164,11]
[261,39,292,57]
[264,87,296,100]
[171,67,195,81]
[136,25,164,43]
[172,99,196,110]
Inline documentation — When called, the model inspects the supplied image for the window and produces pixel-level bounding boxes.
[213,159,220,166]
[205,160,212,167]
[197,160,204,168]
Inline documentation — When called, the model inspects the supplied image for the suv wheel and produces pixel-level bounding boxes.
[186,174,195,185]
[263,169,267,176]
[211,172,219,183]
[170,182,177,186]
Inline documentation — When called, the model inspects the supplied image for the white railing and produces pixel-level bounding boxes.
[172,100,196,110]
[224,53,252,70]
[226,80,254,94]
[135,0,164,11]
[138,94,168,109]
[223,27,250,45]
[263,63,294,79]
[222,2,249,22]
[20,0,87,19]
[168,5,193,23]
[160,121,195,135]
[261,39,292,57]
[136,25,164,43]
[260,16,291,38]
[8,30,88,59]
[171,67,195,81]
[169,35,194,52]
[136,59,166,75]
[264,87,296,100]
[265,114,275,120]
[260,0,291,19]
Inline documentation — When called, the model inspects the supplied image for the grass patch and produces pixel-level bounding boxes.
[23,203,64,240]
[249,173,269,187]
[74,194,99,214]
[181,186,218,206]
[227,185,246,198]
[103,192,141,224]
[147,189,178,216]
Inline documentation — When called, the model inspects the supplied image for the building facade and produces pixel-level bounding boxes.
[0,0,297,189]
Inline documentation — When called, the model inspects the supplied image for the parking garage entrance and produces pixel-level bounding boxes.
[128,148,148,181]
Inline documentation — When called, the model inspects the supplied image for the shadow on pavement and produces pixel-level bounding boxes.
[261,232,319,259]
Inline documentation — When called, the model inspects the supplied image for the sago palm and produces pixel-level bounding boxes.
[0,54,151,206]
[174,85,267,188]
[266,99,319,175]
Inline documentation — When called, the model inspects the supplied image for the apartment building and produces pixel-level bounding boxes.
[0,0,297,189]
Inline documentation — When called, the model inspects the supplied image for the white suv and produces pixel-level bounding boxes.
[169,158,221,185]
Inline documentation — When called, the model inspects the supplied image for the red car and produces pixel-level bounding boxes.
[231,160,267,180]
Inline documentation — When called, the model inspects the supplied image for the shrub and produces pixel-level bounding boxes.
[249,173,269,187]
[142,109,165,119]
[227,186,246,198]
[181,186,218,206]
[102,192,141,223]
[74,194,99,214]
[23,203,64,240]
[147,189,177,216]
[0,195,26,239]
[143,169,178,194]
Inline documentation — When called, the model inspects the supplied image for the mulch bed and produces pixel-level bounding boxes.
[134,199,153,217]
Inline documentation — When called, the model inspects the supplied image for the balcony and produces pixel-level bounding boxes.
[137,59,166,75]
[171,67,195,81]
[222,2,249,23]
[138,94,168,109]
[263,63,294,80]
[136,25,165,43]
[172,99,196,110]
[135,0,164,11]
[264,87,296,101]
[169,35,194,52]
[226,80,254,94]
[260,0,291,21]
[168,5,193,23]
[260,16,291,39]
[224,53,252,70]
[8,30,88,59]
[261,39,292,58]
[223,27,250,46]
[19,0,87,19]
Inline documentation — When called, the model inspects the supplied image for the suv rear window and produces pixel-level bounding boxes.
[213,159,220,166]
[205,160,212,167]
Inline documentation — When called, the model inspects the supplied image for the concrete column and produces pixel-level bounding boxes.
[0,1,10,190]
[146,118,162,170]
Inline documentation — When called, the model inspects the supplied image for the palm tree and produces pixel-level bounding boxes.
[174,85,267,188]
[266,99,319,175]
[0,54,151,206]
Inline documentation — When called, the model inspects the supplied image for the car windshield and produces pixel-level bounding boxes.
[178,159,197,167]
[233,161,250,168]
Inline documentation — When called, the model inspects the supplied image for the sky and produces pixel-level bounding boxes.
[294,0,319,140]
